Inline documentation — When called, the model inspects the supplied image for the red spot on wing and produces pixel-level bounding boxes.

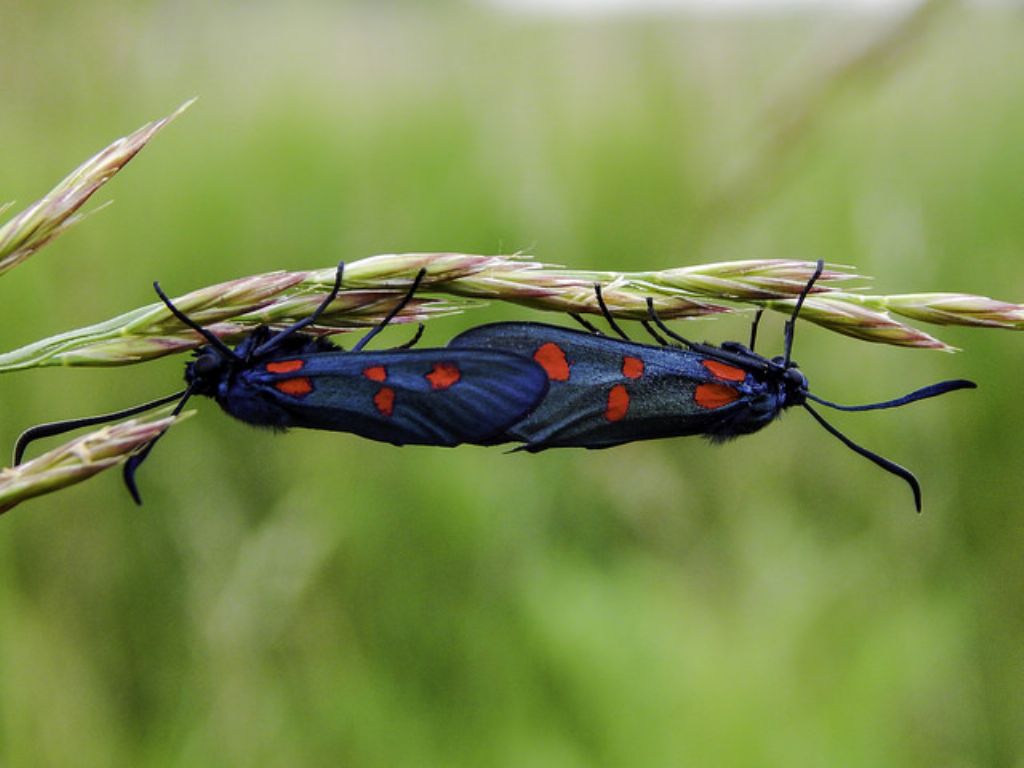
[274,377,313,397]
[694,382,741,410]
[426,362,461,390]
[701,360,746,382]
[622,356,644,380]
[374,387,395,417]
[266,359,304,374]
[534,342,570,381]
[605,384,630,422]
[363,365,387,382]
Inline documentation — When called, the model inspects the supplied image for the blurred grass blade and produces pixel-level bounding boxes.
[0,412,188,516]
[0,99,194,277]
[707,0,954,218]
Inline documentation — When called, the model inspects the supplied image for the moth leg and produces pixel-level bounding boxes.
[569,313,605,336]
[594,283,631,341]
[353,268,428,352]
[748,309,765,352]
[394,323,426,350]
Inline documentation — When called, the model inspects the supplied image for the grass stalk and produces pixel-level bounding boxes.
[3,254,1021,372]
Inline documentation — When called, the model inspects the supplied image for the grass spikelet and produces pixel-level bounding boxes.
[0,100,194,277]
[0,413,188,516]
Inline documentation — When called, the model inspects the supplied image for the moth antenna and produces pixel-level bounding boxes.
[805,379,976,412]
[783,259,824,366]
[122,385,196,505]
[13,390,187,466]
[154,282,238,359]
[802,402,922,512]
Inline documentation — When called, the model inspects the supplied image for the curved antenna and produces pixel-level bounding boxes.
[783,259,824,366]
[802,402,922,512]
[594,283,631,341]
[154,282,238,359]
[805,379,976,412]
[253,260,346,357]
[351,268,427,352]
[13,390,188,466]
[122,384,197,505]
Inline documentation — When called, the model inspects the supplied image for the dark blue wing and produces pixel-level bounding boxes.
[449,322,780,449]
[220,347,549,447]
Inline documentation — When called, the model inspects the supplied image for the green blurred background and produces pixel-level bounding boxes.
[1,1,1022,765]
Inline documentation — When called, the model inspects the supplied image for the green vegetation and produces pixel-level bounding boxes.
[1,3,1021,765]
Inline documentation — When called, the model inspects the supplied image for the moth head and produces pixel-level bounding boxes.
[781,362,808,405]
[185,345,232,394]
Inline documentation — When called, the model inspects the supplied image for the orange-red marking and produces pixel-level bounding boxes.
[622,356,644,380]
[534,342,570,381]
[426,361,461,390]
[701,360,746,382]
[266,359,304,374]
[374,387,395,417]
[274,377,313,397]
[605,384,630,422]
[694,382,740,410]
[363,365,387,382]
